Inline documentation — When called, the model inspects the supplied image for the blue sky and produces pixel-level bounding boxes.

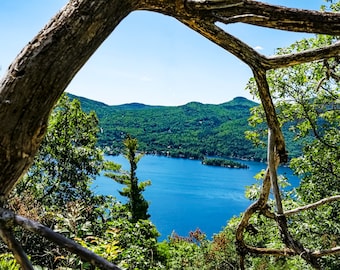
[0,0,328,105]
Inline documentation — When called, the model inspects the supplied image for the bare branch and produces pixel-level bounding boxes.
[0,208,121,270]
[285,195,340,217]
[266,132,320,268]
[268,128,283,214]
[265,41,340,70]
[186,0,340,35]
[265,128,320,268]
[236,127,321,269]
[236,130,274,266]
[244,244,340,258]
[185,0,243,10]
[313,247,340,257]
[315,77,327,92]
[0,0,138,196]
[245,244,295,257]
[252,69,287,162]
[0,225,33,270]
[175,18,266,68]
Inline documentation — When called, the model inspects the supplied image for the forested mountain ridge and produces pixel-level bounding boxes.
[68,94,269,160]
[68,93,302,160]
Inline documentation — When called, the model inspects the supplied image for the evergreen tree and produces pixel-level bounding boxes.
[106,135,151,222]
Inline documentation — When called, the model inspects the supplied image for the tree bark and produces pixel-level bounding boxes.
[1,0,339,198]
[0,226,34,270]
[1,0,340,268]
[0,207,121,270]
[0,0,139,196]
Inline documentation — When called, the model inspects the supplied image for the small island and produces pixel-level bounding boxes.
[202,158,249,169]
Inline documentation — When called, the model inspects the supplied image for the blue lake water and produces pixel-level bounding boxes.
[93,155,299,241]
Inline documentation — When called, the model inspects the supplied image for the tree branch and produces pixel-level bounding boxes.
[265,41,340,70]
[261,129,308,266]
[284,195,340,217]
[186,0,340,35]
[242,243,340,258]
[235,130,274,268]
[245,244,295,257]
[265,130,320,268]
[313,247,340,257]
[0,208,121,270]
[268,128,283,214]
[177,19,266,69]
[236,125,321,269]
[251,69,287,162]
[0,0,139,196]
[0,225,34,270]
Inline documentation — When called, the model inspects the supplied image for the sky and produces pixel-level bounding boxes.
[0,0,329,106]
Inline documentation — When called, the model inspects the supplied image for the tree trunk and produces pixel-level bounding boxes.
[1,0,340,268]
[1,0,339,198]
[0,0,139,197]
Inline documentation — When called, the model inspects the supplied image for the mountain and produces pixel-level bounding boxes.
[68,93,271,160]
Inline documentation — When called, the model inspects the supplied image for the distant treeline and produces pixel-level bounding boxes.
[68,94,305,161]
[202,158,249,169]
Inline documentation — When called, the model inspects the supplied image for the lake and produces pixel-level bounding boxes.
[93,155,299,241]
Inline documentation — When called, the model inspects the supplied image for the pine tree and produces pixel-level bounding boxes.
[106,135,151,222]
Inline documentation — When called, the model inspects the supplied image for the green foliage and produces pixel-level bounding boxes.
[110,219,162,269]
[105,135,151,223]
[75,227,121,263]
[202,157,249,168]
[155,227,240,269]
[0,254,20,270]
[246,31,340,269]
[3,95,161,269]
[4,94,111,269]
[69,94,267,160]
[2,22,338,270]
[17,94,104,209]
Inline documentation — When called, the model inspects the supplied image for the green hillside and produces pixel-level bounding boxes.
[68,94,271,160]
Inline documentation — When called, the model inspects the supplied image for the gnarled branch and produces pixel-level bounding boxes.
[186,0,340,35]
[1,0,340,268]
[265,41,340,70]
[0,208,121,270]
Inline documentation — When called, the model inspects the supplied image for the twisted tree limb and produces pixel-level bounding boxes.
[234,133,340,269]
[0,0,140,196]
[185,0,340,34]
[265,41,340,69]
[1,0,340,268]
[235,128,275,269]
[2,0,339,200]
